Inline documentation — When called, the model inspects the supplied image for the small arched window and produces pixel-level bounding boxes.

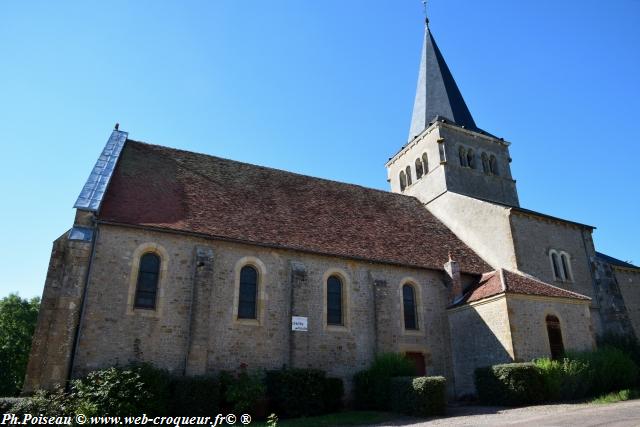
[561,254,572,282]
[405,166,412,186]
[467,149,476,169]
[134,253,160,309]
[459,147,467,167]
[238,265,258,319]
[481,153,490,174]
[327,275,343,325]
[402,284,418,330]
[399,171,407,192]
[489,155,499,176]
[415,158,424,179]
[546,315,565,360]
[551,252,561,281]
[422,153,429,175]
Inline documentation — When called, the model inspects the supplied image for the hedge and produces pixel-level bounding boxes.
[353,353,416,410]
[266,369,327,418]
[0,397,23,414]
[322,377,344,413]
[475,363,545,406]
[390,376,446,417]
[169,376,220,416]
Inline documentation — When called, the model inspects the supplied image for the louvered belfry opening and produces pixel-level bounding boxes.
[546,315,565,360]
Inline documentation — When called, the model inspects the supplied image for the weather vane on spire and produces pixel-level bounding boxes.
[422,0,430,27]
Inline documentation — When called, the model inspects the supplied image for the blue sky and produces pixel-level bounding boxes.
[1,1,638,299]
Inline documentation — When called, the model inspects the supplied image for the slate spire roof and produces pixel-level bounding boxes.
[408,24,481,141]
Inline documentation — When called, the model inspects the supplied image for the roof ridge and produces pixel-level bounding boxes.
[126,139,418,201]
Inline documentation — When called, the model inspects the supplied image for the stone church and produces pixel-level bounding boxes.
[24,22,640,397]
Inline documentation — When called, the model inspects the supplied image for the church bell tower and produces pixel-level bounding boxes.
[386,21,519,207]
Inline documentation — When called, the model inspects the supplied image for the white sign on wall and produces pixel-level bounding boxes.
[292,316,308,331]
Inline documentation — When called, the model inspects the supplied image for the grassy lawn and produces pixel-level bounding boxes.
[591,389,640,404]
[249,411,395,427]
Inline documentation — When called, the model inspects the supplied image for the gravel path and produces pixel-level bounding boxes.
[372,400,640,426]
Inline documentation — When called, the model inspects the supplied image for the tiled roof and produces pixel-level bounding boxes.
[454,269,590,306]
[98,140,491,274]
[596,252,639,270]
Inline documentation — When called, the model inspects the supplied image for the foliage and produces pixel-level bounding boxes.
[534,357,591,401]
[0,397,24,414]
[9,387,72,416]
[390,376,446,417]
[591,388,640,404]
[570,346,639,396]
[251,411,394,427]
[597,333,640,373]
[266,369,328,418]
[353,353,416,410]
[474,363,545,406]
[266,413,278,427]
[169,376,220,416]
[71,364,171,416]
[322,377,344,413]
[225,371,266,415]
[0,294,40,396]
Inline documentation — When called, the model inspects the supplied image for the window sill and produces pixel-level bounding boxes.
[325,324,349,333]
[234,318,261,327]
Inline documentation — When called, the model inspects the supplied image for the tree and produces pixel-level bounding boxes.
[0,293,40,396]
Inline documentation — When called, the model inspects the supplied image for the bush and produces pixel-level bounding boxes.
[322,377,344,413]
[573,346,639,396]
[10,387,72,416]
[597,333,640,368]
[0,397,23,413]
[170,376,220,416]
[390,376,446,417]
[225,371,266,415]
[535,357,591,401]
[71,364,171,416]
[475,363,545,406]
[266,369,326,418]
[353,353,416,410]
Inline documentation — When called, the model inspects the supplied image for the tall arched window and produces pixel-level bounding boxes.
[551,252,561,281]
[238,265,258,319]
[421,153,429,175]
[481,153,490,174]
[402,284,417,330]
[399,171,407,192]
[327,275,343,325]
[489,155,499,176]
[467,149,476,169]
[459,147,467,167]
[546,315,565,360]
[561,253,572,282]
[134,253,160,309]
[415,158,424,179]
[405,166,412,186]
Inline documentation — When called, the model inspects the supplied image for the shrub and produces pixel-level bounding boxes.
[71,364,171,416]
[10,387,72,416]
[322,377,344,413]
[266,369,326,418]
[225,371,266,415]
[353,353,416,410]
[597,333,640,368]
[170,376,220,416]
[390,376,446,417]
[572,346,639,396]
[0,397,23,414]
[475,363,545,406]
[535,357,591,401]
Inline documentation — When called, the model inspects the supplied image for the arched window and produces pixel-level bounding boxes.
[327,275,343,325]
[561,253,572,282]
[546,315,565,360]
[415,158,424,179]
[489,155,499,176]
[421,153,429,175]
[399,171,407,192]
[459,147,467,167]
[467,149,476,169]
[551,252,561,281]
[238,265,258,319]
[134,253,160,309]
[481,153,490,174]
[405,166,412,186]
[402,284,417,330]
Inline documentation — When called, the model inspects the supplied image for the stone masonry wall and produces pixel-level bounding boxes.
[72,224,452,394]
[506,295,594,362]
[616,268,640,338]
[447,296,514,397]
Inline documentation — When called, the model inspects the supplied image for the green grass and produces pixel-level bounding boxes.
[591,389,640,404]
[249,411,395,427]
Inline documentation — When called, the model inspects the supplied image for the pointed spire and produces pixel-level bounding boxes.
[408,24,479,141]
